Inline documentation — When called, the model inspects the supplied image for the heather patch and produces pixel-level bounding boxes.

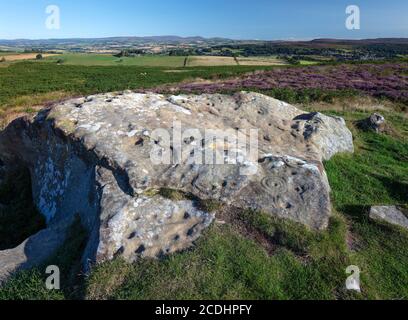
[158,63,408,105]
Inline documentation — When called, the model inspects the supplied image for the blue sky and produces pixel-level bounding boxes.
[0,0,407,40]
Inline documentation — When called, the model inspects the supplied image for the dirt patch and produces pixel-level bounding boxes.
[346,228,363,252]
[216,206,278,255]
[187,56,238,67]
[237,57,288,66]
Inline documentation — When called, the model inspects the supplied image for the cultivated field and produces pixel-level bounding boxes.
[237,56,289,66]
[186,56,238,66]
[0,53,58,61]
[43,54,288,67]
[45,54,187,67]
[186,55,287,66]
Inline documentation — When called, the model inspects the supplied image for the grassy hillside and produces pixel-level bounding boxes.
[0,60,407,300]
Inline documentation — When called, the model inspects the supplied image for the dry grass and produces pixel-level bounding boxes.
[237,57,288,66]
[301,95,399,114]
[187,56,238,66]
[0,91,73,128]
[0,53,58,62]
[185,56,287,67]
[163,69,191,73]
[85,259,133,300]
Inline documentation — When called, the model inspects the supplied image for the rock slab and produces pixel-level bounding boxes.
[0,91,354,281]
[370,206,408,230]
[357,113,386,133]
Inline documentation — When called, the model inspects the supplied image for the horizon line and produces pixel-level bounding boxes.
[1,35,408,42]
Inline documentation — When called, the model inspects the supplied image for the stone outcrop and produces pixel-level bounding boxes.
[0,91,354,281]
[356,113,386,133]
[370,206,408,230]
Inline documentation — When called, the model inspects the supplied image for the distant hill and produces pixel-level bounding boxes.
[0,35,233,47]
[310,38,408,45]
[2,36,408,47]
[1,36,408,53]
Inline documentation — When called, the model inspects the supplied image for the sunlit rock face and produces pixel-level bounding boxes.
[0,91,354,280]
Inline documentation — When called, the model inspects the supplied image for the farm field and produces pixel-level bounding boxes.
[43,54,288,67]
[186,55,287,66]
[45,54,187,67]
[237,56,289,66]
[0,52,21,56]
[186,56,238,66]
[299,60,320,65]
[0,61,278,116]
[0,53,58,61]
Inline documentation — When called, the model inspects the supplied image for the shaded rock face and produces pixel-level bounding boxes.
[370,206,408,230]
[0,91,354,280]
[357,113,386,133]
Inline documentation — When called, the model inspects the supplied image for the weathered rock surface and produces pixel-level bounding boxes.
[370,206,408,230]
[0,91,354,281]
[357,113,386,133]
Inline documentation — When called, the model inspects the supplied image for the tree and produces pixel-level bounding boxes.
[36,54,43,60]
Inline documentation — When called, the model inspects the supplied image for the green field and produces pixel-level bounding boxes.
[0,61,280,114]
[299,60,320,65]
[0,52,21,56]
[45,54,187,67]
[44,54,288,67]
[0,59,407,300]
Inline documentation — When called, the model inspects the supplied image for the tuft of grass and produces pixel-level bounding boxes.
[197,199,223,213]
[85,259,133,300]
[158,188,187,201]
[0,270,65,300]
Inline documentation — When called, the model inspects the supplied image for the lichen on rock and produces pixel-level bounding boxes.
[0,91,354,281]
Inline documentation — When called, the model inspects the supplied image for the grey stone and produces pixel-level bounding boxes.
[0,219,70,283]
[0,91,354,280]
[357,113,386,133]
[369,206,408,230]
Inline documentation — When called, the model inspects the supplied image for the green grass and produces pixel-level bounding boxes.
[84,217,345,300]
[45,54,290,67]
[0,52,21,56]
[0,61,277,108]
[299,60,320,65]
[45,54,188,67]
